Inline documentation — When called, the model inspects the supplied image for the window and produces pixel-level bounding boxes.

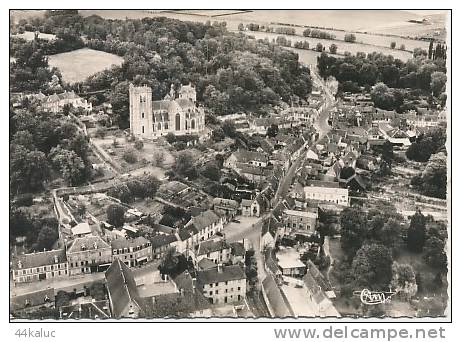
[209,291,213,296]
[238,287,241,291]
[215,282,219,286]
[215,290,219,294]
[142,112,145,119]
[142,126,144,134]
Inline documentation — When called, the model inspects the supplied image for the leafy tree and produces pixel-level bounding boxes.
[399,44,406,51]
[50,147,86,186]
[122,148,138,164]
[391,262,417,301]
[134,140,144,150]
[152,149,166,167]
[266,123,279,138]
[143,174,161,198]
[423,236,447,270]
[430,71,447,96]
[33,224,58,252]
[222,120,237,138]
[173,150,197,179]
[390,41,396,49]
[340,207,368,259]
[316,43,323,52]
[10,145,49,194]
[351,243,393,290]
[106,204,126,227]
[329,44,338,54]
[406,210,426,253]
[201,163,221,182]
[344,33,356,43]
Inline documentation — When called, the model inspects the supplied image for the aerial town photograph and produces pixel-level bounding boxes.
[9,9,449,321]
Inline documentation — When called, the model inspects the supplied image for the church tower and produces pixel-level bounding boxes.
[129,84,152,138]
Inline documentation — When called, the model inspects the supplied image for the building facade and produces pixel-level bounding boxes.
[12,249,68,284]
[111,237,153,267]
[129,83,205,139]
[66,236,112,275]
[197,265,246,305]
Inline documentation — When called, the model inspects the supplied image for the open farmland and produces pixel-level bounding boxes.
[47,48,123,84]
[248,31,413,62]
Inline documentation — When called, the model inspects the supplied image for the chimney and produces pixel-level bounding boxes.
[217,264,223,273]
[192,277,196,290]
[17,260,22,269]
[54,255,59,264]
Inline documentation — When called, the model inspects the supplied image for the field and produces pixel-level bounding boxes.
[47,48,123,84]
[12,31,56,41]
[248,31,413,62]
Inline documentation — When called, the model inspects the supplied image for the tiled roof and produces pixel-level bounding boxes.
[177,225,198,241]
[67,236,110,254]
[105,259,142,318]
[212,198,239,209]
[262,275,292,317]
[190,210,220,231]
[13,249,66,270]
[196,264,246,285]
[11,289,55,312]
[196,239,230,256]
[111,236,150,250]
[151,234,177,249]
[230,242,245,257]
[197,258,217,271]
[149,290,210,318]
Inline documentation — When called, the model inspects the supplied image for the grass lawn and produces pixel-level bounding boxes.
[48,48,123,84]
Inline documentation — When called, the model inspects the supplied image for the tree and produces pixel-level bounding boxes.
[202,163,221,181]
[222,120,237,138]
[390,41,396,49]
[152,149,166,167]
[423,236,447,270]
[158,247,180,277]
[406,210,426,252]
[106,204,125,227]
[420,152,447,199]
[143,174,161,198]
[302,28,311,37]
[430,71,447,96]
[76,203,86,219]
[428,40,434,59]
[134,140,144,150]
[391,262,417,301]
[33,224,58,252]
[379,218,403,250]
[399,44,406,51]
[10,145,49,194]
[174,150,196,179]
[344,33,356,43]
[122,148,138,164]
[329,44,338,54]
[340,207,368,259]
[352,243,393,290]
[50,147,86,186]
[266,124,279,138]
[316,43,323,52]
[238,23,244,31]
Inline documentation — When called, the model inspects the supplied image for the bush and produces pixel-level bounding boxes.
[122,149,138,164]
[344,33,356,43]
[134,140,144,150]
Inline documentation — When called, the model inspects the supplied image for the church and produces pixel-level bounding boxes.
[129,83,206,139]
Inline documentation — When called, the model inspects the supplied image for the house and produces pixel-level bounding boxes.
[12,249,68,284]
[178,210,224,252]
[230,242,246,264]
[224,149,269,169]
[212,198,239,220]
[195,238,231,265]
[111,237,153,267]
[41,90,92,113]
[143,270,212,318]
[356,155,379,171]
[11,289,55,315]
[261,275,293,317]
[151,234,178,259]
[339,174,368,192]
[105,259,144,318]
[260,216,282,250]
[303,180,349,206]
[59,299,111,319]
[303,261,340,317]
[196,264,246,305]
[66,236,112,275]
[276,247,306,277]
[71,222,92,238]
[282,209,317,236]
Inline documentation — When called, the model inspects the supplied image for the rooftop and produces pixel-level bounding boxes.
[197,264,246,285]
[13,249,67,270]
